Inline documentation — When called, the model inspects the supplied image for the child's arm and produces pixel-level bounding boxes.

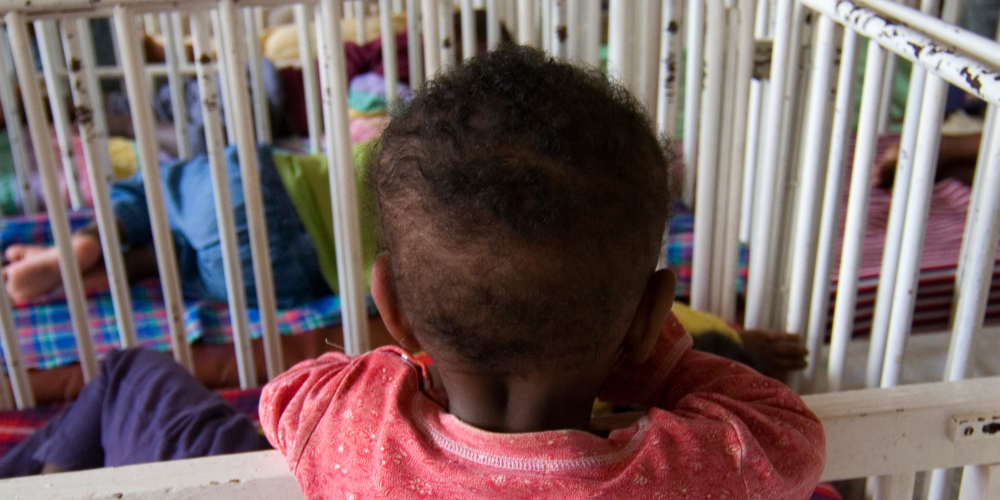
[599,314,825,500]
[258,351,356,462]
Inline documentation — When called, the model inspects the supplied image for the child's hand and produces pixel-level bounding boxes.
[873,144,900,190]
[3,244,66,302]
[737,329,808,382]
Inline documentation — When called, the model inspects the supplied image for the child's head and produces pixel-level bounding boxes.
[371,46,673,376]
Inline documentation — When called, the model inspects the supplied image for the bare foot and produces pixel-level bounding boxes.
[738,329,808,382]
[3,234,104,302]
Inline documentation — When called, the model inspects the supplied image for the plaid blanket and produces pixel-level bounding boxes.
[0,211,370,370]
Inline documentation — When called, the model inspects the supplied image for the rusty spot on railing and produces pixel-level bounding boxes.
[667,20,678,33]
[442,38,452,49]
[960,67,982,92]
[199,53,212,64]
[69,57,81,72]
[557,26,567,42]
[75,105,92,126]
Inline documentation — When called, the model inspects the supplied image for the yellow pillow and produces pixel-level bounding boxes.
[671,302,741,344]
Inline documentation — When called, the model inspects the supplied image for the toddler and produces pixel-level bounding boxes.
[261,45,825,499]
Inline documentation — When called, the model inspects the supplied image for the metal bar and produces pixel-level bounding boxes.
[211,9,237,144]
[112,4,192,372]
[355,0,367,45]
[318,0,371,355]
[955,106,995,292]
[607,0,633,91]
[582,0,600,67]
[7,11,97,380]
[35,20,84,210]
[295,4,322,153]
[540,0,550,51]
[880,74,949,388]
[0,262,34,408]
[243,7,271,144]
[438,0,455,69]
[460,0,476,59]
[420,0,441,77]
[876,54,897,133]
[744,0,796,329]
[518,0,536,46]
[785,14,837,337]
[72,18,113,181]
[656,0,682,138]
[680,0,704,206]
[873,473,917,500]
[486,0,500,49]
[0,26,36,215]
[190,10,257,388]
[957,464,1000,500]
[407,0,424,88]
[710,7,739,316]
[691,0,725,313]
[740,80,763,244]
[550,0,566,60]
[827,36,885,392]
[220,0,281,384]
[379,0,398,101]
[160,12,191,159]
[852,0,1000,67]
[635,0,661,110]
[61,18,138,349]
[718,0,756,322]
[803,0,1000,105]
[866,64,927,388]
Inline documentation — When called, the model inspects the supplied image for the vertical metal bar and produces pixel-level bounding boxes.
[0,267,34,409]
[866,65,927,388]
[880,75,949,388]
[407,0,425,88]
[740,80,763,244]
[318,0,372,355]
[744,0,798,329]
[160,12,191,159]
[143,13,159,35]
[565,0,580,60]
[583,0,600,67]
[393,0,404,13]
[421,0,442,77]
[211,9,237,145]
[958,464,998,500]
[691,0,725,313]
[635,0,661,109]
[438,0,456,69]
[0,27,36,215]
[190,10,257,388]
[518,0,537,46]
[112,5,193,373]
[877,54,897,133]
[487,0,500,49]
[72,18,113,181]
[220,0,282,384]
[681,0,704,207]
[379,0,399,101]
[955,106,995,293]
[356,0,369,45]
[244,7,272,144]
[550,0,567,59]
[709,8,737,316]
[296,4,322,153]
[805,28,859,391]
[828,38,886,391]
[61,19,138,350]
[656,0,683,138]
[35,20,84,210]
[461,0,477,59]
[785,14,836,336]
[540,0,551,52]
[718,0,757,322]
[607,0,633,90]
[7,12,97,381]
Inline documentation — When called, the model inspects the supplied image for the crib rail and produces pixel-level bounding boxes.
[1,376,998,498]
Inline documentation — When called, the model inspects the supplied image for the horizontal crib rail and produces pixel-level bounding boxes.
[2,376,999,497]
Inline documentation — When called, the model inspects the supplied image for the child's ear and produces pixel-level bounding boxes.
[621,269,676,364]
[371,256,421,352]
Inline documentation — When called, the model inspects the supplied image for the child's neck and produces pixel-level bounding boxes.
[432,363,612,434]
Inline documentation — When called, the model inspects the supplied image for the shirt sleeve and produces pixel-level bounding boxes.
[259,351,356,467]
[600,313,826,499]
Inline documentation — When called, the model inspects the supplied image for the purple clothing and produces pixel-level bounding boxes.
[0,348,267,478]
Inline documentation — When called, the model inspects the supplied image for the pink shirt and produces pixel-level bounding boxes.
[261,314,825,499]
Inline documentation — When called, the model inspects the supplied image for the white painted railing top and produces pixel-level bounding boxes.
[2,376,999,498]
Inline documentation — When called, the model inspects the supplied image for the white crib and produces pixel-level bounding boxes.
[0,0,996,498]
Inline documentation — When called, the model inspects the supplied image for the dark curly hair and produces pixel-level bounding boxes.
[370,45,672,375]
